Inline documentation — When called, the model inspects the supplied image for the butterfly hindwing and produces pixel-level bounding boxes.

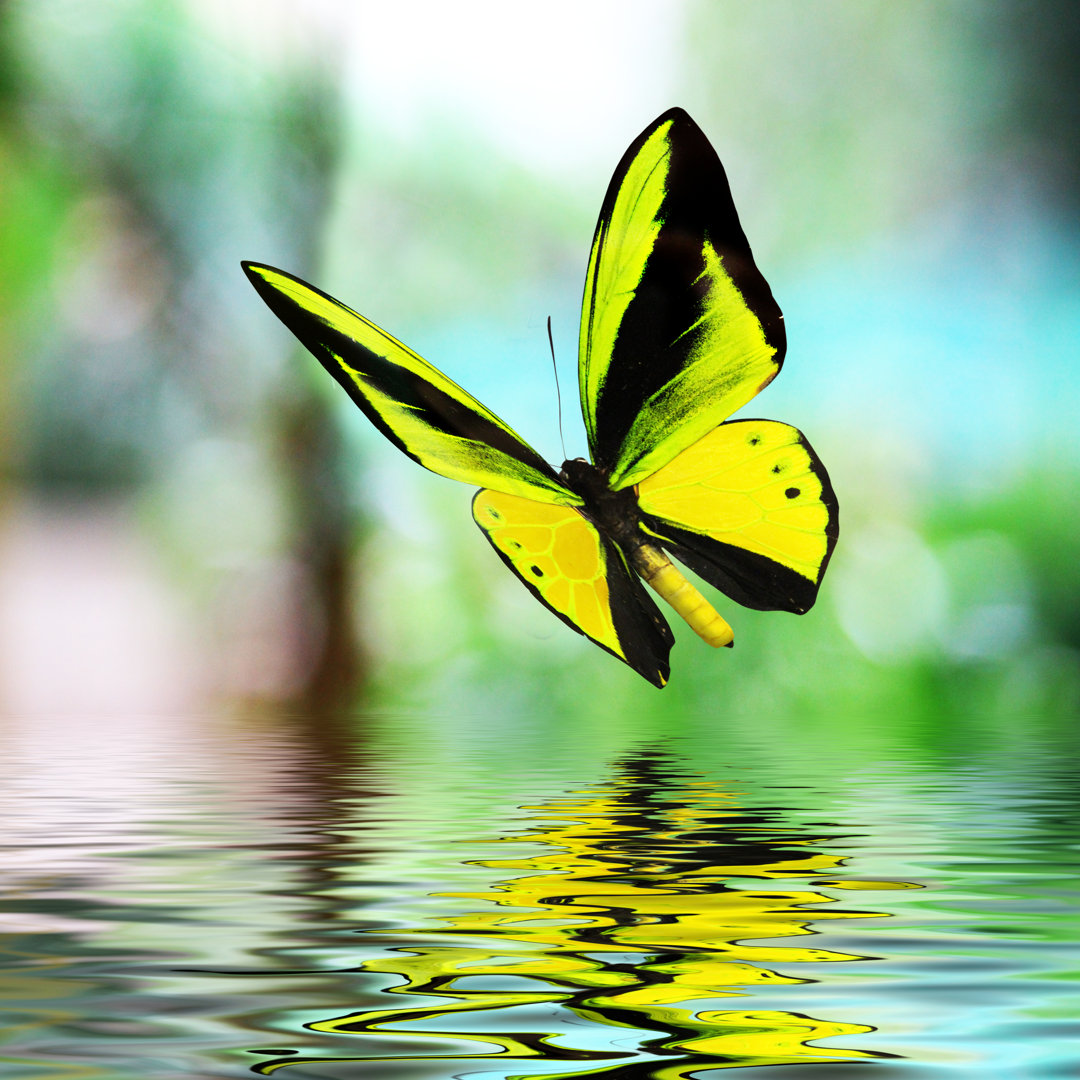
[579,108,786,491]
[243,262,578,507]
[472,489,673,687]
[635,420,838,613]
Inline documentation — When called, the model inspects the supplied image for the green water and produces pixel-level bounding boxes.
[1,711,1076,1078]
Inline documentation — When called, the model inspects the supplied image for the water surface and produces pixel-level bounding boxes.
[1,710,1076,1078]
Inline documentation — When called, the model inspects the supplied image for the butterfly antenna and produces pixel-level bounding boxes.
[547,316,568,461]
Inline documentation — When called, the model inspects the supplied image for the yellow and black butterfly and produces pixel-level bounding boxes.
[243,107,838,687]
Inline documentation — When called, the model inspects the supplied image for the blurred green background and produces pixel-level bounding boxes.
[0,0,1077,730]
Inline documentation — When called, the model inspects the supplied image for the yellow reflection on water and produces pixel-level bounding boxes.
[258,751,910,1075]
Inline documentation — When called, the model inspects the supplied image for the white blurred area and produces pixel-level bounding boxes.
[0,501,205,714]
[193,0,683,178]
[0,495,329,714]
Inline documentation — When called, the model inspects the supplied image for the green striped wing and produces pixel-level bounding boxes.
[244,263,579,506]
[579,108,786,490]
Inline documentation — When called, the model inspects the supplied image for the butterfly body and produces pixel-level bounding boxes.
[244,107,838,687]
[558,457,638,548]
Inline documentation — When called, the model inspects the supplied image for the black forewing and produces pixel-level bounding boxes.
[244,262,573,504]
[579,107,786,482]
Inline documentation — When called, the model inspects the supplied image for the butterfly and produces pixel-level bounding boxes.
[243,107,838,687]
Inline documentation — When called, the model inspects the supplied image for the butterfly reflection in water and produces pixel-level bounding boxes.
[243,108,838,687]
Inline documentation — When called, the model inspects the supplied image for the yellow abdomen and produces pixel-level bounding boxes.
[631,544,734,648]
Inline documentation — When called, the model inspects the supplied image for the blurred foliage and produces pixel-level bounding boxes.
[2,0,341,492]
[986,0,1080,209]
[927,468,1080,655]
[0,0,360,705]
[0,0,1076,723]
[687,0,1080,255]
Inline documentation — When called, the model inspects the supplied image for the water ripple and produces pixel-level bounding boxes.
[0,714,1077,1077]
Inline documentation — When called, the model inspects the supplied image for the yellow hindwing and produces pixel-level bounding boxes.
[636,420,833,583]
[472,490,627,662]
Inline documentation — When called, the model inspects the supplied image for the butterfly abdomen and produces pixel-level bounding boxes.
[631,544,735,649]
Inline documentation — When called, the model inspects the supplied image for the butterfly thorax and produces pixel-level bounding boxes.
[559,457,646,555]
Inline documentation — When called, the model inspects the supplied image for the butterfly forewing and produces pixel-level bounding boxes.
[472,489,673,687]
[578,108,787,490]
[244,263,579,507]
[636,420,838,613]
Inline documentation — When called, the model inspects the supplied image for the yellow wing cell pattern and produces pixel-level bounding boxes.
[472,489,673,687]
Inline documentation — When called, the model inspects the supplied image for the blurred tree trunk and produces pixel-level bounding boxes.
[271,74,365,716]
[277,385,365,716]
